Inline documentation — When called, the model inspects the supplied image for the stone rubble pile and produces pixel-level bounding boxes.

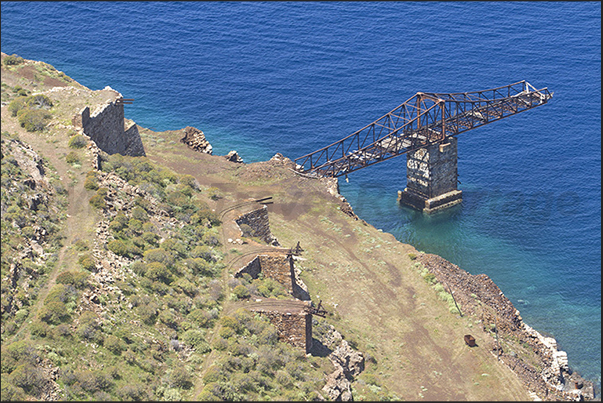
[319,324,365,401]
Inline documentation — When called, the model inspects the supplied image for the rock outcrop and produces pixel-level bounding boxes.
[179,126,212,154]
[225,150,244,163]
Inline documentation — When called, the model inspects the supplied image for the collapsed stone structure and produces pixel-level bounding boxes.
[72,88,145,157]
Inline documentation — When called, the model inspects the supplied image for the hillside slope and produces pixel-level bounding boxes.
[1,52,595,401]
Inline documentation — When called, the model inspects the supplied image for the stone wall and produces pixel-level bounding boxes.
[254,310,312,352]
[235,256,262,279]
[73,99,145,157]
[258,254,294,291]
[235,206,279,246]
[235,253,310,300]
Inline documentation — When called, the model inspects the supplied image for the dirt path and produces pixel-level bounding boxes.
[4,118,98,344]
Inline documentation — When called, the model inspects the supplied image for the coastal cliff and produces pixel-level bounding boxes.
[0,52,596,401]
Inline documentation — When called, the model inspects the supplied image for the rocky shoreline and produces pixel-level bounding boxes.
[416,253,597,401]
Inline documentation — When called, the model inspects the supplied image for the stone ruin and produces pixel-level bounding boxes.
[235,206,280,246]
[247,299,313,352]
[234,253,310,301]
[72,89,145,157]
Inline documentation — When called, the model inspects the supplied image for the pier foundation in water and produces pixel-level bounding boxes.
[397,136,462,213]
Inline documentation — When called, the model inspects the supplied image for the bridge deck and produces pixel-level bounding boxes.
[295,81,552,178]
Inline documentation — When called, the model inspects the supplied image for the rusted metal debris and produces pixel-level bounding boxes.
[464,334,476,347]
[116,97,134,105]
[295,81,553,178]
[306,300,328,317]
[287,241,304,256]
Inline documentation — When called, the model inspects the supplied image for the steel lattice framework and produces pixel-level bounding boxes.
[294,81,553,178]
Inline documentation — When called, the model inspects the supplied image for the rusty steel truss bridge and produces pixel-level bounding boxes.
[294,81,553,178]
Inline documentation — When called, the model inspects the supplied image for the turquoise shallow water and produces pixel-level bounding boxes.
[2,1,600,387]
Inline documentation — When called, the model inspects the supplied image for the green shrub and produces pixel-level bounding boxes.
[128,218,142,232]
[115,383,149,401]
[7,96,28,117]
[65,151,80,165]
[77,311,102,343]
[131,206,148,221]
[56,270,89,289]
[8,364,45,395]
[142,231,158,246]
[138,303,158,325]
[17,109,51,132]
[26,94,53,109]
[40,301,70,324]
[146,262,171,283]
[160,238,187,257]
[173,278,197,297]
[218,326,235,339]
[1,375,26,401]
[107,240,129,257]
[3,54,24,66]
[78,254,96,271]
[186,309,212,328]
[182,329,210,352]
[220,315,240,332]
[192,245,216,262]
[89,194,106,209]
[53,324,72,338]
[183,257,214,277]
[449,306,460,315]
[83,175,98,191]
[179,174,197,189]
[169,367,192,389]
[144,248,174,268]
[108,219,125,234]
[112,211,128,225]
[202,366,226,384]
[232,285,250,300]
[158,310,177,329]
[73,239,89,251]
[130,261,147,276]
[68,134,88,149]
[104,335,125,355]
[30,321,49,338]
[75,370,113,393]
[408,253,417,260]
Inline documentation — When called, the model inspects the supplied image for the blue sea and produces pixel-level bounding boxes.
[2,1,600,389]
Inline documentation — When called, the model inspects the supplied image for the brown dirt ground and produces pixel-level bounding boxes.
[141,126,532,401]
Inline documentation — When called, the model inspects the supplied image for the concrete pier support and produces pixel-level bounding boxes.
[397,136,462,213]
